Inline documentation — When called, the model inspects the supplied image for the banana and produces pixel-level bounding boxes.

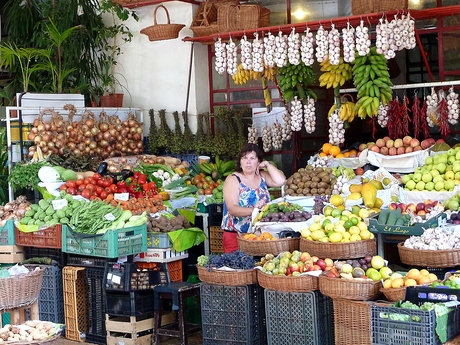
[320,57,352,89]
[328,104,338,117]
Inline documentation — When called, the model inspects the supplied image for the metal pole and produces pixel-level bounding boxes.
[339,79,460,93]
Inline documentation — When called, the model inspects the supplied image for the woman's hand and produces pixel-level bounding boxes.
[255,199,265,209]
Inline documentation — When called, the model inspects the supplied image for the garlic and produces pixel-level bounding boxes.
[328,24,340,65]
[300,27,315,66]
[248,123,258,144]
[426,87,439,127]
[355,20,370,56]
[271,120,283,150]
[303,96,316,133]
[214,38,226,75]
[342,24,355,63]
[281,112,292,141]
[332,174,348,194]
[226,37,238,75]
[274,31,288,68]
[252,33,264,73]
[287,28,300,65]
[447,86,459,125]
[377,103,389,128]
[240,34,253,70]
[290,96,303,131]
[315,25,328,63]
[262,123,272,152]
[328,108,345,145]
[263,32,276,68]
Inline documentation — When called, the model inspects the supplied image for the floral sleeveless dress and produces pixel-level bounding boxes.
[221,174,270,234]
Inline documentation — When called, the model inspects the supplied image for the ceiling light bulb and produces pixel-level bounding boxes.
[293,9,308,21]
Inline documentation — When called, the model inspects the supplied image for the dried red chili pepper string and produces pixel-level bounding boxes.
[438,94,450,138]
[387,97,400,139]
[420,98,430,139]
[400,95,411,138]
[369,117,378,141]
[412,94,422,139]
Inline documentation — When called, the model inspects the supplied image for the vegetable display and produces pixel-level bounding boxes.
[8,161,50,191]
[0,196,31,225]
[147,214,191,233]
[197,251,255,270]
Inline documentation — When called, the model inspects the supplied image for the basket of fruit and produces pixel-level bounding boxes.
[257,269,318,292]
[237,231,300,256]
[319,274,382,301]
[299,237,377,260]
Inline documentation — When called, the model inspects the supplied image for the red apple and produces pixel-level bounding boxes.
[436,138,445,144]
[398,203,407,214]
[316,259,327,271]
[300,252,311,263]
[312,264,322,271]
[428,138,436,145]
[389,202,398,210]
[376,138,386,148]
[413,145,423,151]
[380,147,389,155]
[394,138,404,148]
[386,139,395,148]
[421,139,432,150]
[416,202,426,212]
[403,136,413,146]
[405,146,413,153]
[358,143,368,152]
[355,167,365,175]
[383,136,391,142]
[389,147,397,156]
[397,147,406,155]
[406,203,416,213]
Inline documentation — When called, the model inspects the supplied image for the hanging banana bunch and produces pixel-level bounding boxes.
[339,101,357,123]
[261,76,272,113]
[318,57,353,89]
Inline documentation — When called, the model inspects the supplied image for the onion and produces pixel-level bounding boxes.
[56,133,65,141]
[39,141,47,148]
[99,140,108,148]
[115,143,123,150]
[136,127,143,134]
[44,123,52,131]
[136,141,143,149]
[103,132,111,141]
[132,133,141,141]
[34,135,41,144]
[85,146,91,153]
[68,142,76,150]
[73,148,81,156]
[121,129,128,137]
[89,141,97,149]
[121,146,127,153]
[31,127,38,134]
[28,150,35,158]
[28,132,36,141]
[128,142,136,151]
[85,119,94,128]
[47,141,55,149]
[99,123,109,132]
[66,124,73,132]
[116,125,123,132]
[84,130,92,138]
[96,132,103,141]
[37,123,45,132]
[42,133,50,142]
[95,147,102,155]
[109,128,117,137]
[91,127,99,136]
[128,119,136,127]
[122,120,128,127]
[33,119,41,127]
[41,146,49,154]
[81,124,89,132]
[84,138,91,146]
[129,127,137,134]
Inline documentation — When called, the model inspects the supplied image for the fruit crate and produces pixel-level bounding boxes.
[209,226,224,253]
[66,254,110,268]
[208,203,223,226]
[38,265,64,324]
[84,267,106,345]
[368,213,447,236]
[135,261,183,283]
[201,283,266,345]
[105,289,155,317]
[333,298,372,345]
[103,262,162,291]
[24,247,66,266]
[264,289,334,345]
[63,266,88,342]
[0,220,15,245]
[146,232,172,248]
[0,245,25,263]
[62,224,147,258]
[371,302,460,345]
[15,224,62,249]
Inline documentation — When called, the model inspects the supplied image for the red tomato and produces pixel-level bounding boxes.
[75,179,84,186]
[89,195,99,201]
[59,184,67,191]
[96,186,104,196]
[100,191,109,200]
[108,184,117,193]
[105,187,112,194]
[83,178,92,185]
[81,189,92,199]
[97,179,105,187]
[85,183,96,193]
[66,180,77,188]
[66,187,77,195]
[92,173,101,181]
[78,184,86,192]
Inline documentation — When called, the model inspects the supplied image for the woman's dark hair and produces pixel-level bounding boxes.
[235,143,263,172]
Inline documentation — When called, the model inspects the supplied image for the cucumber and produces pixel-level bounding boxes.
[395,217,406,226]
[386,209,401,226]
[377,209,390,224]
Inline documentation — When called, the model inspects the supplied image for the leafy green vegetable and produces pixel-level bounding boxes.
[7,161,49,191]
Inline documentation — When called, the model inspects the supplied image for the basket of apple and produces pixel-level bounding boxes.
[256,251,334,292]
[379,268,439,302]
[318,255,388,301]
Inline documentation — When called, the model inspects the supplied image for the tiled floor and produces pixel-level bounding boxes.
[56,332,203,345]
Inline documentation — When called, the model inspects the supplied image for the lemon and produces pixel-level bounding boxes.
[357,221,368,232]
[311,230,326,241]
[360,230,372,240]
[334,224,346,233]
[348,226,360,235]
[358,208,370,219]
[342,210,352,217]
[331,208,343,218]
[319,236,329,242]
[342,232,351,240]
[329,232,343,243]
[330,194,344,207]
[324,223,335,233]
[314,215,324,223]
[322,219,332,228]
[340,215,350,222]
[309,223,323,232]
[350,234,362,241]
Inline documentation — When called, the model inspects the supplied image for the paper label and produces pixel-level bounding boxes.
[114,193,129,201]
[105,213,116,221]
[52,199,68,210]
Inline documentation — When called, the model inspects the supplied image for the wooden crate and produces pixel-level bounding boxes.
[63,266,87,342]
[0,245,24,263]
[209,226,224,253]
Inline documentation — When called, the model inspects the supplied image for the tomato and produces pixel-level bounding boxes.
[66,187,77,195]
[81,189,92,199]
[59,184,67,191]
[214,182,220,188]
[83,178,92,185]
[92,173,101,181]
[85,183,96,193]
[100,191,109,200]
[78,184,86,192]
[75,179,84,186]
[89,195,99,201]
[108,184,117,193]
[96,186,104,196]
[66,180,77,188]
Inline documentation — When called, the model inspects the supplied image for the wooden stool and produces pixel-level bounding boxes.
[0,301,39,326]
[153,282,201,345]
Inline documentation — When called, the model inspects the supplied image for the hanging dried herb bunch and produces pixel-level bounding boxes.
[204,112,214,155]
[148,109,159,154]
[195,113,207,155]
[170,111,184,154]
[157,109,172,151]
[234,109,247,155]
[221,107,237,158]
[211,108,227,158]
[182,111,195,153]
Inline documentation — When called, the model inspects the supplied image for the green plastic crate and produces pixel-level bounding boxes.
[62,224,147,258]
[0,220,15,245]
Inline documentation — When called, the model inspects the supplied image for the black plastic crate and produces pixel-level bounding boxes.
[264,289,334,345]
[201,283,266,345]
[405,285,460,304]
[66,254,111,268]
[24,247,66,266]
[105,290,155,317]
[208,203,223,226]
[38,265,64,323]
[104,262,163,291]
[85,267,106,344]
[371,303,460,345]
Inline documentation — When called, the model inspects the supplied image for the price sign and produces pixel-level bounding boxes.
[52,199,68,210]
[104,213,116,221]
[114,193,129,201]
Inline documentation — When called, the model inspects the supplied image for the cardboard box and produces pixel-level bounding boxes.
[134,248,188,263]
[368,213,447,236]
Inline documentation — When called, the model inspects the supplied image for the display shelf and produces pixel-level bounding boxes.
[122,0,200,9]
[183,5,460,44]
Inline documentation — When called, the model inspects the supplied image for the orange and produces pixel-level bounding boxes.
[383,279,392,289]
[417,276,431,285]
[427,273,438,282]
[329,145,341,157]
[335,153,345,158]
[406,268,421,281]
[349,149,358,155]
[404,278,418,287]
[260,232,274,240]
[343,151,351,157]
[391,278,404,288]
[319,152,327,158]
[243,233,257,240]
[322,143,333,154]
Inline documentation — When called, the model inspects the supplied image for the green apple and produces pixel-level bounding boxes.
[445,171,455,180]
[425,156,434,165]
[412,173,422,183]
[455,172,460,180]
[371,255,385,270]
[416,181,425,191]
[436,163,447,174]
[454,162,460,173]
[323,205,334,216]
[445,180,455,191]
[433,175,444,184]
[438,155,448,164]
[421,173,432,183]
[401,175,411,184]
[380,266,393,280]
[431,169,440,178]
[425,181,435,191]
[456,150,460,160]
[446,199,460,211]
[447,165,454,172]
[435,181,445,191]
[449,155,457,165]
[406,180,416,190]
[448,148,456,156]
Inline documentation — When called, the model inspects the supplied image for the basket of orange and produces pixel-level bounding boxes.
[237,231,300,256]
[322,142,369,169]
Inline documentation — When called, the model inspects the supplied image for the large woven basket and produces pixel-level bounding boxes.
[197,265,257,286]
[397,242,460,268]
[140,5,185,42]
[237,236,299,256]
[333,298,372,345]
[257,269,318,292]
[319,275,381,301]
[379,287,406,302]
[8,333,62,345]
[351,0,408,15]
[217,4,270,32]
[190,0,219,38]
[299,238,377,259]
[0,265,45,311]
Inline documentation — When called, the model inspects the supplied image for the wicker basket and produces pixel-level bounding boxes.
[217,4,270,33]
[397,242,460,268]
[0,265,45,311]
[299,238,377,260]
[379,286,406,302]
[237,236,299,256]
[319,275,381,301]
[257,269,318,292]
[140,5,185,42]
[190,0,219,38]
[351,0,408,15]
[197,265,258,286]
[333,298,372,345]
[6,333,62,345]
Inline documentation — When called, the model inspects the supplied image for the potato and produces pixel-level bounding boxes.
[25,321,37,328]
[11,326,20,334]
[35,323,44,330]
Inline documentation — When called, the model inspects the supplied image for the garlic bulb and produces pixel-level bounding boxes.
[447,86,459,125]
[342,24,355,63]
[248,123,258,144]
[375,17,396,59]
[214,38,226,75]
[300,27,315,66]
[282,112,292,141]
[328,24,340,65]
[404,227,460,250]
[303,96,316,133]
[290,96,303,131]
[426,87,438,127]
[332,174,348,195]
[355,20,370,56]
[328,108,345,145]
[274,31,288,68]
[405,13,417,50]
[240,34,253,70]
[311,155,329,168]
[262,123,272,152]
[287,28,300,65]
[315,25,328,63]
[226,37,238,75]
[263,32,276,68]
[252,33,264,73]
[271,120,283,150]
[377,103,389,128]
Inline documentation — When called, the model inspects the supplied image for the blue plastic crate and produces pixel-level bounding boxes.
[170,154,198,166]
[146,232,172,249]
[38,265,64,323]
[264,290,334,345]
[201,283,266,345]
[0,220,15,245]
[62,224,147,258]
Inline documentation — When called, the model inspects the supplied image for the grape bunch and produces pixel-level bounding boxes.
[313,195,330,215]
[205,251,255,270]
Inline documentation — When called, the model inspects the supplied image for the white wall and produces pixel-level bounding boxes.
[104,2,210,133]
